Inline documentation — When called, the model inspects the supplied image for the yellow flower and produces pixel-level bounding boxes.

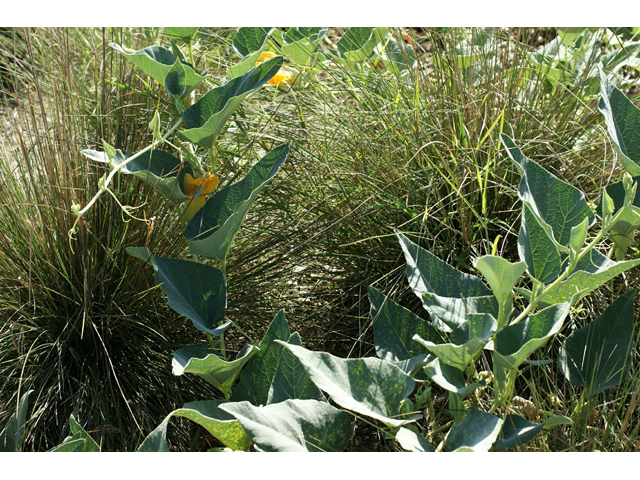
[255,51,298,87]
[182,172,219,222]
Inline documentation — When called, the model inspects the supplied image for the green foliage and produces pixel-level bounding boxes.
[0,390,32,452]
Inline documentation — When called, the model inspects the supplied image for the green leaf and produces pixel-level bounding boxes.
[423,357,487,397]
[501,134,594,246]
[518,202,563,284]
[126,246,152,263]
[397,231,496,330]
[281,28,328,65]
[220,399,351,452]
[151,256,228,336]
[558,289,636,397]
[335,27,388,63]
[109,43,205,98]
[444,408,503,452]
[231,310,290,405]
[473,255,526,305]
[540,249,640,305]
[375,34,416,76]
[165,58,186,97]
[494,301,570,371]
[413,313,497,370]
[81,148,194,204]
[495,414,572,450]
[172,400,252,451]
[0,389,32,452]
[172,344,258,397]
[49,438,86,452]
[368,286,440,362]
[395,427,435,452]
[184,144,289,261]
[599,69,640,175]
[278,342,418,428]
[163,27,199,43]
[179,56,283,148]
[68,414,100,452]
[137,416,170,452]
[267,332,325,404]
[233,27,274,57]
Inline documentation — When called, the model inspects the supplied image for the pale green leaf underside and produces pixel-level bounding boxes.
[445,408,503,452]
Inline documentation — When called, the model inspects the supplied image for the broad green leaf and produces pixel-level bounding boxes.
[220,399,351,452]
[569,217,589,263]
[494,302,570,371]
[414,313,497,370]
[81,148,194,203]
[165,57,186,97]
[284,27,325,43]
[231,310,290,405]
[444,408,503,452]
[163,27,199,43]
[109,43,206,97]
[172,400,252,451]
[518,202,563,284]
[501,134,594,246]
[137,400,252,452]
[599,70,640,175]
[281,28,328,65]
[151,256,228,335]
[0,389,32,452]
[540,249,640,305]
[126,246,152,263]
[232,27,274,57]
[335,27,389,63]
[597,177,640,259]
[179,56,283,148]
[49,438,86,452]
[367,286,440,362]
[172,344,258,397]
[395,427,435,452]
[558,289,636,397]
[267,332,325,404]
[495,414,573,450]
[137,416,170,452]
[392,353,431,377]
[421,291,499,331]
[423,357,487,397]
[184,144,289,261]
[473,255,526,305]
[278,342,418,428]
[67,414,100,452]
[397,231,496,330]
[607,205,640,259]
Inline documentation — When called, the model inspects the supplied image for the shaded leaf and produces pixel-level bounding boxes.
[501,134,594,246]
[184,144,289,261]
[233,27,274,57]
[518,202,563,284]
[444,408,503,452]
[423,357,486,397]
[0,389,32,452]
[172,344,257,397]
[179,56,283,148]
[558,290,636,397]
[151,256,228,335]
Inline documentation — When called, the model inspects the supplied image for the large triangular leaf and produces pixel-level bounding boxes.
[518,202,563,284]
[423,357,487,397]
[473,255,526,306]
[494,301,570,371]
[413,313,497,370]
[501,134,594,246]
[220,399,351,452]
[137,416,171,452]
[110,43,206,98]
[335,27,389,63]
[0,389,32,452]
[278,342,418,428]
[231,310,290,405]
[81,149,194,203]
[267,332,325,404]
[558,289,636,397]
[494,414,572,450]
[444,408,503,452]
[397,232,496,330]
[368,286,440,362]
[232,27,275,57]
[599,70,640,176]
[151,256,228,336]
[172,344,258,397]
[178,56,284,148]
[540,249,640,305]
[184,144,289,261]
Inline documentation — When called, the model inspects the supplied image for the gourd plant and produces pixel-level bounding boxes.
[59,26,639,452]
